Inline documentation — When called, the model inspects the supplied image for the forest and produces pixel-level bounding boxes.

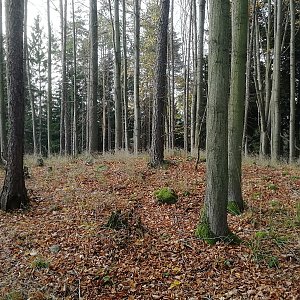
[0,0,299,299]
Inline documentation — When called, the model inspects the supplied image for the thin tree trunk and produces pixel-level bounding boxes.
[47,0,52,157]
[0,0,7,160]
[133,0,141,155]
[271,0,282,162]
[72,0,77,156]
[122,0,129,152]
[289,0,295,163]
[88,0,98,153]
[195,0,206,152]
[228,0,248,213]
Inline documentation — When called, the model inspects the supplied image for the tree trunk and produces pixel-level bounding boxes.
[0,0,7,160]
[122,0,129,153]
[195,0,206,153]
[133,0,141,155]
[228,0,248,213]
[271,0,282,162]
[72,0,77,156]
[196,0,231,242]
[150,0,170,167]
[88,0,98,153]
[289,0,295,163]
[1,0,28,211]
[47,0,52,157]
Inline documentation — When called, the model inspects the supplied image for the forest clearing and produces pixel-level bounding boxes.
[0,155,299,299]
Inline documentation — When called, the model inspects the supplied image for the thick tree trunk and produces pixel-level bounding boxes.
[228,0,248,213]
[1,0,28,211]
[150,0,170,167]
[196,0,230,241]
[88,0,98,153]
[133,0,141,155]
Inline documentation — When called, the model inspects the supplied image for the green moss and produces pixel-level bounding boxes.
[195,210,241,245]
[255,231,268,239]
[31,257,49,269]
[227,201,241,215]
[154,187,178,204]
[268,183,278,191]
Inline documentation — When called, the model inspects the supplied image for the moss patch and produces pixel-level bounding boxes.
[195,211,241,245]
[227,201,242,215]
[154,187,178,204]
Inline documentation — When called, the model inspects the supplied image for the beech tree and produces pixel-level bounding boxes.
[228,0,248,213]
[0,0,28,210]
[196,0,232,243]
[150,0,170,167]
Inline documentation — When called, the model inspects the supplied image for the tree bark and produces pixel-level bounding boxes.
[197,0,230,240]
[1,0,28,211]
[271,0,282,162]
[289,0,295,163]
[88,0,98,153]
[133,0,141,155]
[228,0,248,213]
[150,0,170,167]
[0,0,7,160]
[47,0,52,157]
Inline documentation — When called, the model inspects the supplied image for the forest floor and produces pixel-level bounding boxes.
[0,154,299,300]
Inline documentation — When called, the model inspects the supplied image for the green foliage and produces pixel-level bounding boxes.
[267,256,279,268]
[296,202,300,225]
[268,183,278,191]
[31,257,49,269]
[255,231,269,239]
[0,291,24,300]
[154,187,178,204]
[227,201,241,215]
[105,210,128,230]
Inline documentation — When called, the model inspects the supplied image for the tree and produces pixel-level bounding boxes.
[271,0,282,162]
[196,0,232,243]
[47,0,52,156]
[289,0,295,163]
[113,0,122,151]
[0,0,28,210]
[88,0,98,153]
[133,0,141,155]
[150,0,170,167]
[228,0,248,213]
[0,0,7,161]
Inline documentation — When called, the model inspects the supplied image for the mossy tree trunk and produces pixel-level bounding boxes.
[228,0,248,213]
[1,0,28,211]
[196,0,230,241]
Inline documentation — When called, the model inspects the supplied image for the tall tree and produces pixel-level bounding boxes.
[133,0,141,155]
[0,0,7,160]
[88,0,98,153]
[196,0,231,242]
[122,0,129,152]
[150,0,170,167]
[72,0,78,156]
[289,0,295,163]
[194,0,206,152]
[47,0,52,156]
[228,0,248,213]
[113,0,122,150]
[1,0,28,210]
[271,0,282,162]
